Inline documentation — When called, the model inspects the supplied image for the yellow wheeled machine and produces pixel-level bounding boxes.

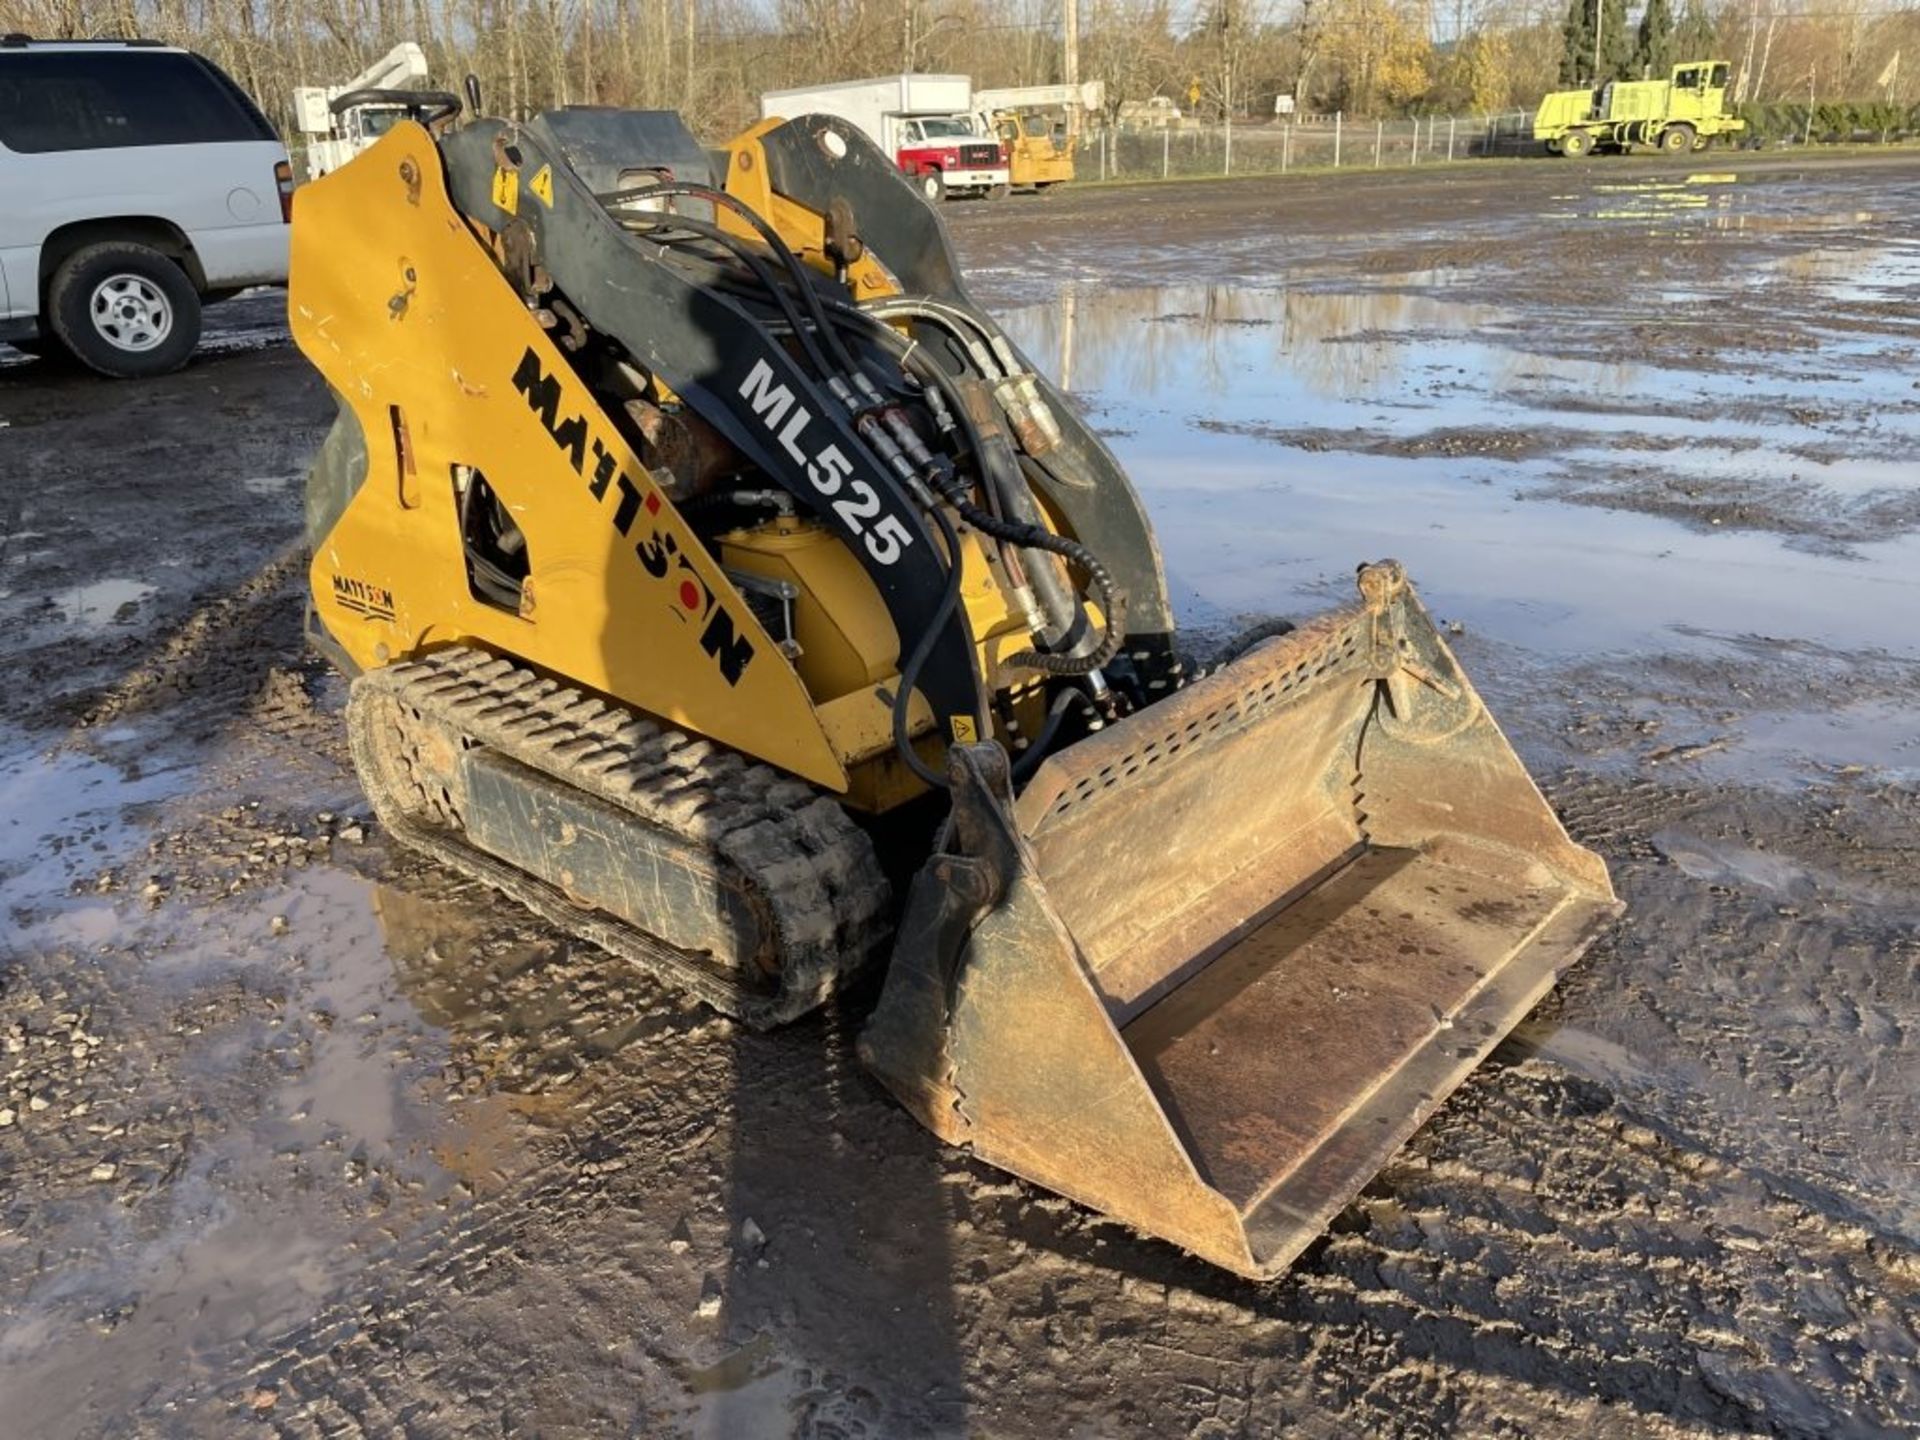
[994,110,1075,189]
[292,95,1619,1279]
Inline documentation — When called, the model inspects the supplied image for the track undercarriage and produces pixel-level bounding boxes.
[351,648,891,1027]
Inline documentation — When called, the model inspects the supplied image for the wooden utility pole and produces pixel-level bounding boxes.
[682,0,694,107]
[1064,0,1079,86]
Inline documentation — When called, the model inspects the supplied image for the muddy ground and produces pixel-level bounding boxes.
[1,152,1917,1438]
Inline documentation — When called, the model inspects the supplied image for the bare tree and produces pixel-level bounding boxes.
[1,0,1908,159]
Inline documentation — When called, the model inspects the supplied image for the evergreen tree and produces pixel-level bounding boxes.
[1560,0,1594,83]
[1635,0,1673,77]
[1561,0,1632,84]
[1672,0,1718,63]
[1598,0,1632,79]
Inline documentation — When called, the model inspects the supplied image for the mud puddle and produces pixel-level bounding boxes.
[0,759,507,1435]
[998,275,1920,785]
[1761,236,1920,299]
[43,578,157,631]
[1565,170,1887,235]
[1692,694,1920,787]
[0,725,196,903]
[683,1333,802,1436]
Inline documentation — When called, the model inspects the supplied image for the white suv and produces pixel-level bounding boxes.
[0,37,291,377]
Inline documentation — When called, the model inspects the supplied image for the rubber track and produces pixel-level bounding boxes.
[347,647,892,1028]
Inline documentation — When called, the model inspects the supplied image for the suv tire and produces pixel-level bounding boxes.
[47,242,201,379]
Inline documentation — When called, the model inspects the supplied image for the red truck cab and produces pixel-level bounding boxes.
[894,115,1009,202]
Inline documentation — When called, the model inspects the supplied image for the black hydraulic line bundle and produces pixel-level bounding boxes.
[597,179,1122,786]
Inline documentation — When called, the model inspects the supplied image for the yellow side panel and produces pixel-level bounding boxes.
[1010,140,1073,187]
[290,123,848,792]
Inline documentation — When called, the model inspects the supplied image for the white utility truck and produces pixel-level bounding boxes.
[293,42,431,179]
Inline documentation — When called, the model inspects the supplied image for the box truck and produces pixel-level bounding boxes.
[759,74,1010,200]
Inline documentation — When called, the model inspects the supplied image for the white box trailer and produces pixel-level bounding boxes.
[759,74,1010,201]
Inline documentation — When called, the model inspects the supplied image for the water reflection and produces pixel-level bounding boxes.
[992,279,1920,664]
[1589,175,1742,224]
[1006,281,1640,411]
[1764,239,1920,299]
[1542,168,1885,239]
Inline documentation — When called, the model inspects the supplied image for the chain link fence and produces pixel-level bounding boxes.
[1081,112,1542,182]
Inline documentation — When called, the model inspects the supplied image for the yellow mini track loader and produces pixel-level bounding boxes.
[291,95,1620,1279]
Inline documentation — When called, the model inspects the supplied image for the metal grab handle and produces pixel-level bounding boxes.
[328,88,462,125]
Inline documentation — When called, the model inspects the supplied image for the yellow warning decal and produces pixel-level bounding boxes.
[490,166,519,215]
[529,164,555,208]
[950,716,978,743]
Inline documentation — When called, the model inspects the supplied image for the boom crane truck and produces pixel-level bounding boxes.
[970,82,1105,191]
[293,42,433,179]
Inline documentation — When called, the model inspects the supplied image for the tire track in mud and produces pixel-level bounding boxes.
[13,660,1920,1435]
[66,545,308,731]
[1549,770,1920,1230]
[120,752,1912,1438]
[211,925,923,1435]
[939,1051,1918,1437]
[20,619,1896,1439]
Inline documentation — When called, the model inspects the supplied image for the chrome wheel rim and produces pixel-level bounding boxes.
[89,273,173,353]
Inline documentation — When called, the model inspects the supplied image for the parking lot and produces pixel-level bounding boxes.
[3,151,1918,1436]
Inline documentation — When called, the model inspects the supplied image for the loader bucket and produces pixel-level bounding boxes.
[860,562,1621,1279]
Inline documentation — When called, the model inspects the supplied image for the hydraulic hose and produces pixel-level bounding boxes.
[712,283,914,400]
[599,189,998,793]
[607,193,1104,757]
[892,503,969,791]
[616,211,839,382]
[1011,687,1099,782]
[600,182,866,380]
[614,204,980,788]
[953,499,1126,677]
[862,296,1006,379]
[875,336,1127,675]
[625,221,925,495]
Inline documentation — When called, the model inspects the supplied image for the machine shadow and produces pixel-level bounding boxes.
[367,868,970,1434]
[708,994,970,1435]
[586,342,971,1430]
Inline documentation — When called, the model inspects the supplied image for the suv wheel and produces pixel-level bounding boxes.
[47,242,202,379]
